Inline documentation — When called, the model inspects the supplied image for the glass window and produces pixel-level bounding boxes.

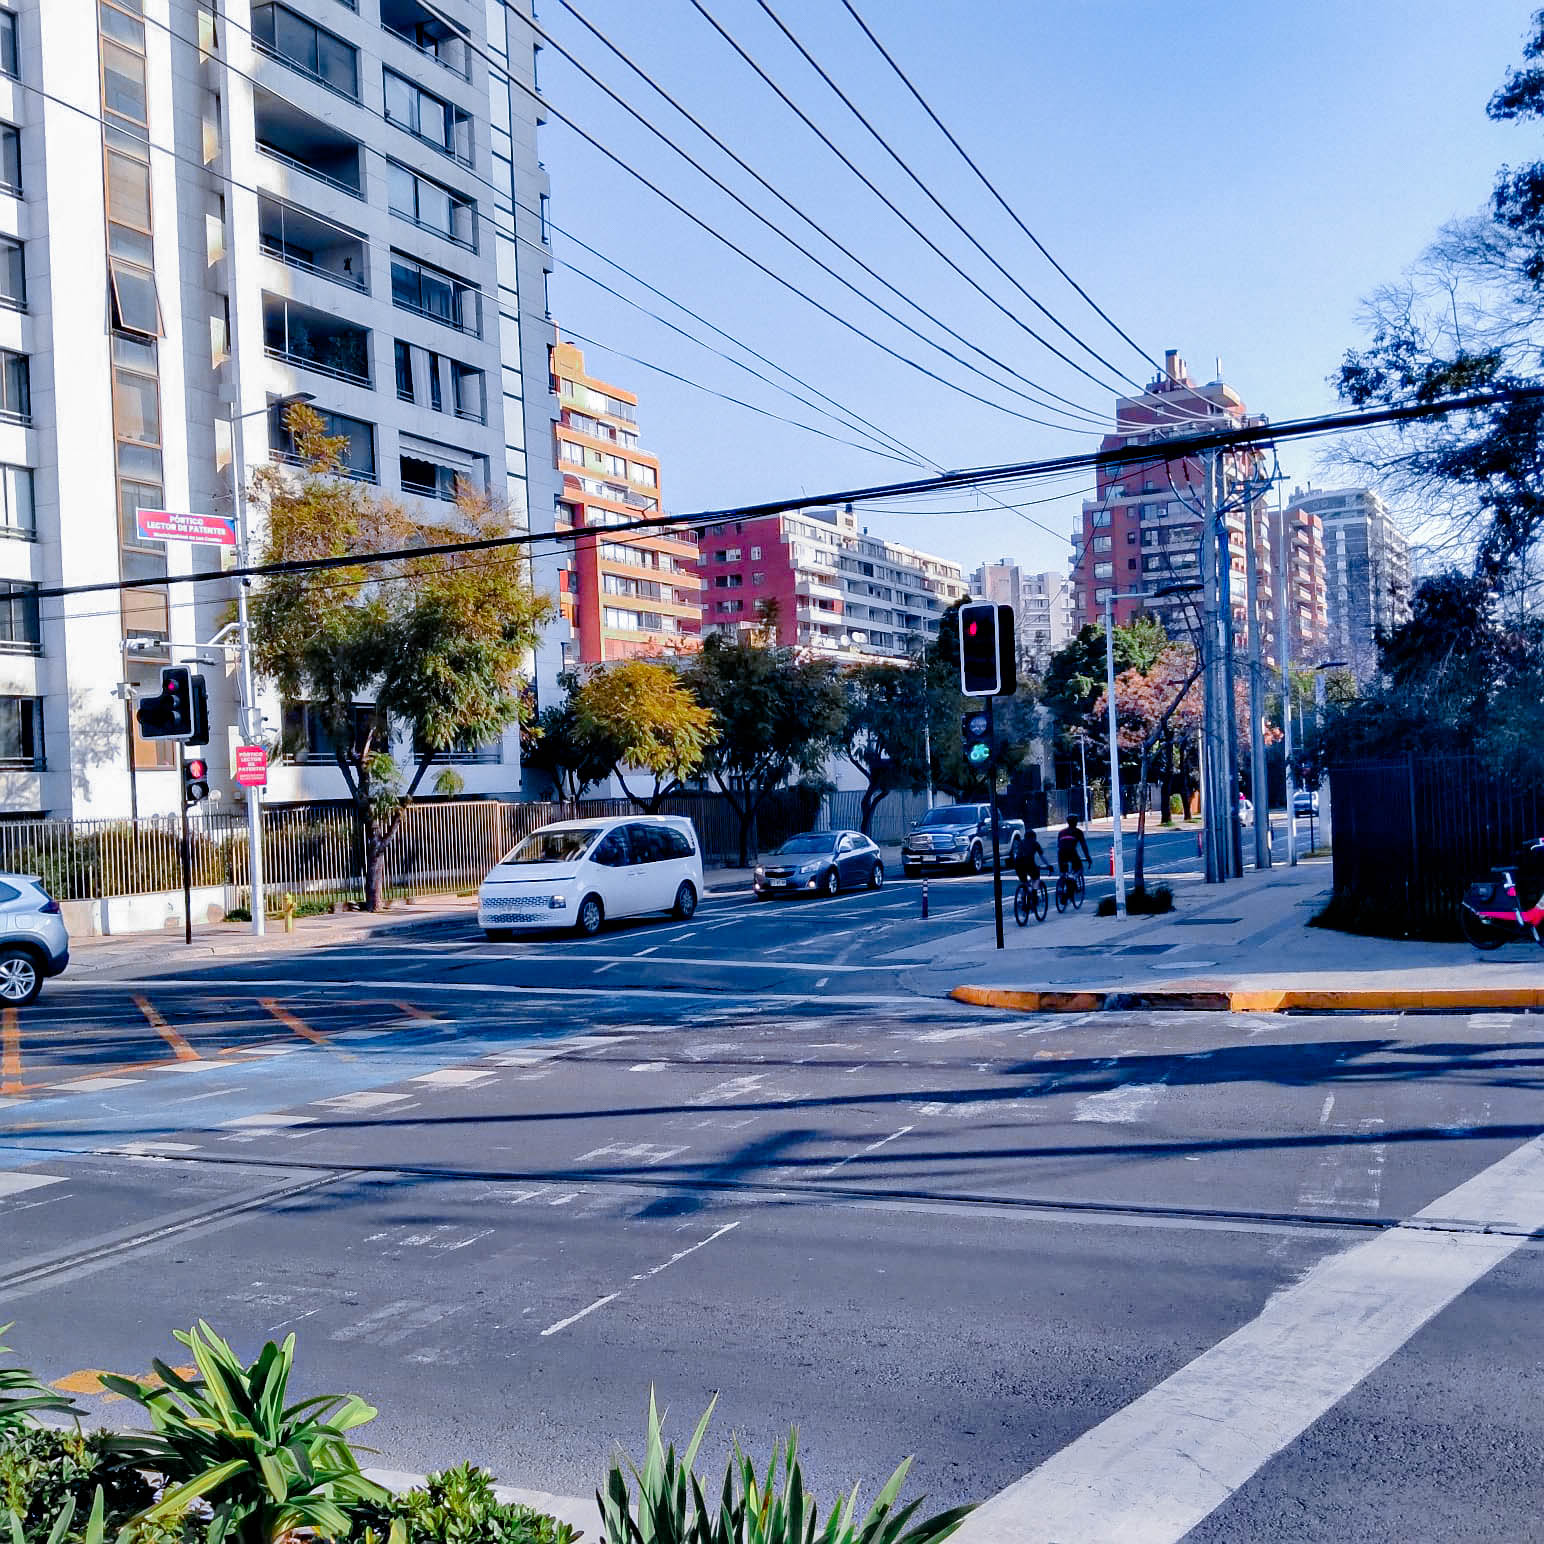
[591,828,630,867]
[0,126,18,194]
[0,12,16,79]
[426,351,443,412]
[1093,561,1113,580]
[0,238,22,309]
[270,402,376,480]
[394,339,414,401]
[0,581,38,650]
[0,698,42,769]
[0,465,29,538]
[452,361,483,421]
[106,148,151,231]
[98,4,145,48]
[112,365,159,445]
[118,478,160,547]
[0,351,27,422]
[504,826,599,864]
[102,39,147,124]
[254,4,358,98]
[108,257,161,336]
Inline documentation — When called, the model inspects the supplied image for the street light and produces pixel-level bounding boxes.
[228,390,312,936]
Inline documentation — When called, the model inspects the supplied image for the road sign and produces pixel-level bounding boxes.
[234,745,268,788]
[135,508,237,547]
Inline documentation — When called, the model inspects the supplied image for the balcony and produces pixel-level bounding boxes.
[258,196,368,292]
[254,88,363,199]
[263,294,372,388]
[381,0,471,79]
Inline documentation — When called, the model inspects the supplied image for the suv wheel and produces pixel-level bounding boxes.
[0,946,41,1005]
[969,844,986,875]
[672,881,698,920]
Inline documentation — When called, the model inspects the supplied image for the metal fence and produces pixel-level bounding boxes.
[1330,754,1544,938]
[2,788,825,907]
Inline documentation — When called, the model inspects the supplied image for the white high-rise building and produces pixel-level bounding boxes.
[1,0,558,818]
[969,559,1073,672]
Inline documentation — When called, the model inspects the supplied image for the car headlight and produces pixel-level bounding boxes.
[754,865,765,878]
[548,895,567,909]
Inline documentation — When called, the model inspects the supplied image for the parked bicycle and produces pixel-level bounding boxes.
[1055,867,1086,914]
[1460,843,1544,949]
[1013,873,1048,925]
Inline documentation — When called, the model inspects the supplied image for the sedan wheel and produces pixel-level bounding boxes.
[823,868,840,897]
[0,948,40,1005]
[868,861,885,890]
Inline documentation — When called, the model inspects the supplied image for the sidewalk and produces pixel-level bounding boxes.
[888,856,1544,1011]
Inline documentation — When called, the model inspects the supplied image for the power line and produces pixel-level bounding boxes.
[30,388,1540,606]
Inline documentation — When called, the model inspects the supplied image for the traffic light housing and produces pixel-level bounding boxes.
[958,602,1017,698]
[187,673,210,747]
[183,755,210,805]
[961,707,992,768]
[135,666,196,741]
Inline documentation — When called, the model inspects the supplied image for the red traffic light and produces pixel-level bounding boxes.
[187,759,207,779]
[967,621,978,636]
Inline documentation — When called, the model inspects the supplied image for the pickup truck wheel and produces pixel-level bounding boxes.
[969,844,986,875]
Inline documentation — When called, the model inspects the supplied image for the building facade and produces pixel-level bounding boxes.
[697,504,965,662]
[0,0,555,818]
[1271,499,1331,667]
[551,338,699,666]
[1284,485,1411,678]
[1019,569,1075,670]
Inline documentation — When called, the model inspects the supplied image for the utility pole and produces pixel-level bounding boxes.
[1199,449,1226,883]
[229,401,267,937]
[1242,463,1271,870]
[1078,730,1088,822]
[1275,495,1298,867]
[1216,455,1244,878]
[1103,589,1127,915]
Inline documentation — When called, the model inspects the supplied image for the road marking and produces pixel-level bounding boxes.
[688,1073,766,1106]
[1,1006,21,1095]
[134,996,199,1061]
[104,1140,201,1158]
[219,1114,314,1130]
[410,1068,495,1087]
[539,1292,619,1337]
[58,1075,142,1092]
[817,1125,913,1177]
[0,1172,63,1198]
[629,1220,742,1282]
[578,1141,687,1167]
[314,1090,413,1112]
[955,1132,1544,1544]
[230,1044,297,1057]
[260,999,354,1058]
[1074,1083,1166,1123]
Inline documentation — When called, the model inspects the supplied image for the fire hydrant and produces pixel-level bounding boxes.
[281,891,297,933]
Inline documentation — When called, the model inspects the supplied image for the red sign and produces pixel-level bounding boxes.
[135,509,238,547]
[234,746,268,788]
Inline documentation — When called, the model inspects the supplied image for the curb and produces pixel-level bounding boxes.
[950,984,1544,1014]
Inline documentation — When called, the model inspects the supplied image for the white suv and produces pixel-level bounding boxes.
[478,816,703,939]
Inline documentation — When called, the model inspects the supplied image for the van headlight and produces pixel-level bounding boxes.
[549,895,568,909]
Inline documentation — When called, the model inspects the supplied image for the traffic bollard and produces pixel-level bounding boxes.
[921,877,929,919]
[281,891,297,933]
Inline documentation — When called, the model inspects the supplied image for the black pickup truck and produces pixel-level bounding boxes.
[900,804,1026,876]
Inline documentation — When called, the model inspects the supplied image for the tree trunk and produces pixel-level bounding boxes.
[1159,729,1174,825]
[859,784,886,834]
[1134,745,1150,891]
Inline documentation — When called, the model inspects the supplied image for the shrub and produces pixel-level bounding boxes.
[1096,896,1117,917]
[1127,884,1175,915]
[0,1331,79,1440]
[1169,794,1183,817]
[1,1431,152,1544]
[358,1463,575,1544]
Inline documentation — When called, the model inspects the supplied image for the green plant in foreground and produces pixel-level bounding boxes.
[0,1329,81,1440]
[0,1428,153,1542]
[358,1462,576,1544]
[5,1486,107,1544]
[100,1322,385,1544]
[599,1392,971,1544]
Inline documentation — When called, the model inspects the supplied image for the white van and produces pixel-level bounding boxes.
[478,815,704,939]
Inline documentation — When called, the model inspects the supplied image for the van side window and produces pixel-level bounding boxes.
[628,823,669,862]
[592,828,630,867]
[665,827,694,859]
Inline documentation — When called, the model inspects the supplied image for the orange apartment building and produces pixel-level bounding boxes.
[551,340,701,665]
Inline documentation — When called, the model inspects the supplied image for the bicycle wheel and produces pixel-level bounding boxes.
[1013,884,1030,927]
[1032,879,1048,922]
[1075,869,1087,904]
[1460,905,1509,951]
[1071,872,1085,910]
[1055,876,1070,914]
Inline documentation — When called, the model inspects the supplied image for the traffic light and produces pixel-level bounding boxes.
[961,707,992,768]
[187,673,210,747]
[135,666,196,741]
[182,754,210,806]
[958,602,1017,698]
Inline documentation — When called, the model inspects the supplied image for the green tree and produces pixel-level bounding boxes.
[842,661,928,833]
[684,633,847,864]
[251,406,552,909]
[570,658,717,812]
[521,691,616,802]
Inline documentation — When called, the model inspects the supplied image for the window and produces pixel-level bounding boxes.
[0,697,41,769]
[750,545,762,560]
[724,547,741,561]
[102,39,147,126]
[424,350,443,412]
[0,11,16,80]
[108,257,162,336]
[0,581,38,652]
[383,68,472,162]
[385,159,475,246]
[1094,586,1111,604]
[390,251,479,334]
[713,574,742,589]
[400,453,461,500]
[270,402,376,480]
[592,828,630,868]
[631,462,657,488]
[0,351,27,423]
[752,571,765,585]
[0,126,18,194]
[106,147,152,261]
[452,361,484,422]
[281,702,381,762]
[0,238,21,311]
[112,361,159,445]
[252,4,359,99]
[1092,535,1111,553]
[1090,509,1111,529]
[1093,561,1113,580]
[394,339,413,401]
[0,466,31,539]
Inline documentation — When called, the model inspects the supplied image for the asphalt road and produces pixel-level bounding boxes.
[2,834,1540,1542]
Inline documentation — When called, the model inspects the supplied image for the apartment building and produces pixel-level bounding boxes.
[0,0,554,818]
[697,504,965,662]
[1019,569,1075,670]
[1271,499,1331,667]
[551,338,699,664]
[1285,485,1411,678]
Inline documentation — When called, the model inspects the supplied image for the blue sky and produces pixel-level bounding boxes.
[535,0,1532,576]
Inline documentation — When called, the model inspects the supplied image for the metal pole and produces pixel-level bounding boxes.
[1104,590,1126,915]
[1275,499,1298,866]
[1199,450,1225,883]
[178,741,193,946]
[229,403,266,936]
[1079,731,1088,822]
[1243,472,1271,870]
[986,693,1004,949]
[923,680,934,811]
[121,693,139,826]
[1217,456,1244,878]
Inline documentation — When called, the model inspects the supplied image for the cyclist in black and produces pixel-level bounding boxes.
[1014,828,1049,887]
[1057,815,1092,878]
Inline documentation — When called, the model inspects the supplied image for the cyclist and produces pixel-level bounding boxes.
[1057,815,1092,881]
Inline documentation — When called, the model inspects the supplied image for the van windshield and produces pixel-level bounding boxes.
[503,827,600,865]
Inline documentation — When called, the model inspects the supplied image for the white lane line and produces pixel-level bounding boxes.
[0,1172,64,1198]
[410,1068,496,1087]
[219,1114,314,1130]
[57,1076,142,1091]
[816,1125,913,1177]
[314,1091,413,1112]
[539,1293,619,1338]
[814,976,829,989]
[954,1132,1544,1544]
[1073,1083,1166,1124]
[629,1220,741,1282]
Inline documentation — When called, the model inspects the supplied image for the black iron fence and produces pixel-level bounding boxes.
[1329,754,1544,938]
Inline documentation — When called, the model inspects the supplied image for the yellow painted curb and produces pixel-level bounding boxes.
[950,985,1544,1014]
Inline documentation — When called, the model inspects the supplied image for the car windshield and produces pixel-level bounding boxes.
[503,827,600,865]
[777,833,838,855]
[919,807,974,826]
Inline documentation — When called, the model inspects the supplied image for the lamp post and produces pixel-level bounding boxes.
[227,390,313,936]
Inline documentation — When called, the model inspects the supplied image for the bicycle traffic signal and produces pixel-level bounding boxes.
[958,602,1016,698]
[135,666,196,741]
[961,707,992,768]
[183,755,210,806]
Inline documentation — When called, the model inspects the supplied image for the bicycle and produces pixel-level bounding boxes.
[1054,866,1086,913]
[1013,874,1048,925]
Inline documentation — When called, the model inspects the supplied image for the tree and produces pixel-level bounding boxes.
[570,658,717,812]
[251,406,552,909]
[1044,616,1170,790]
[684,633,847,865]
[521,693,615,802]
[842,661,927,833]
